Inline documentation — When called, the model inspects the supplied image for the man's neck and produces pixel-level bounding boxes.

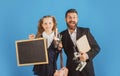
[68,27,77,34]
[69,29,75,34]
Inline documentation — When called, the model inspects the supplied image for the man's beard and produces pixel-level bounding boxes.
[67,21,77,30]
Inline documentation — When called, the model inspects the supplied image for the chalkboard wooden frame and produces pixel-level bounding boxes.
[15,38,48,66]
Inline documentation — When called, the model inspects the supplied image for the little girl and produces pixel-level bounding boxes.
[29,15,62,76]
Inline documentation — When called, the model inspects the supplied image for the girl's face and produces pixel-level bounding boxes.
[42,17,54,32]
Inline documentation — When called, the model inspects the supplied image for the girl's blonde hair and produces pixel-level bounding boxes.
[36,15,57,38]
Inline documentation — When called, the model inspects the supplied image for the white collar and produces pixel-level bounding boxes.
[42,31,54,38]
[42,31,54,48]
[68,28,77,35]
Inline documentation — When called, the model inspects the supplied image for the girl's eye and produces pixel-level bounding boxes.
[49,22,52,25]
[43,23,47,25]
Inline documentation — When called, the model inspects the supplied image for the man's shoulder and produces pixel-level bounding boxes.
[60,29,68,35]
[77,27,89,31]
[60,27,90,34]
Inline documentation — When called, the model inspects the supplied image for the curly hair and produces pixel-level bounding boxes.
[36,15,57,38]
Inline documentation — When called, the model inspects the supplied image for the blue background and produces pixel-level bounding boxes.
[0,0,120,76]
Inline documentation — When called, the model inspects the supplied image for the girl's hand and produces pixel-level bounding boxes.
[29,34,35,39]
[58,41,63,50]
[53,36,59,41]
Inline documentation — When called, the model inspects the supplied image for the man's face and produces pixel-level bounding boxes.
[66,13,78,30]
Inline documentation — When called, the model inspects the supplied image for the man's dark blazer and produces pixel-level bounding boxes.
[60,27,100,76]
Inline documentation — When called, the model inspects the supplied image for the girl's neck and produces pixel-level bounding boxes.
[44,30,53,35]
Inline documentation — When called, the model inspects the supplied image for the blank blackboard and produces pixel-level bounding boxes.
[15,38,48,66]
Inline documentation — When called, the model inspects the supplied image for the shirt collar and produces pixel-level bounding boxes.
[68,28,77,35]
[42,31,54,38]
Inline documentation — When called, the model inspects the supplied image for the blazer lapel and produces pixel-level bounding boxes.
[65,30,75,47]
[76,27,82,40]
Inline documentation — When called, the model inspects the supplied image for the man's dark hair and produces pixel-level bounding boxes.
[65,9,78,18]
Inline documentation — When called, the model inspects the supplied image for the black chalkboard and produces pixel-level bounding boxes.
[15,38,48,66]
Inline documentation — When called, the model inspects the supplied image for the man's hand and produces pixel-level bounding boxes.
[80,52,88,62]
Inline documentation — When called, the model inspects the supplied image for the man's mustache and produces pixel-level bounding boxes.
[69,21,76,24]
